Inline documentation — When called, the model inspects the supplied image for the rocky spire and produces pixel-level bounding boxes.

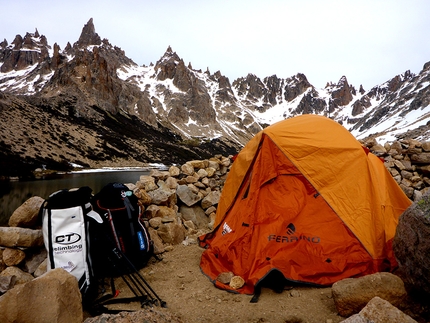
[75,18,101,47]
[331,76,353,106]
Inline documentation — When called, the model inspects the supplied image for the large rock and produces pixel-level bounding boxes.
[0,227,43,248]
[137,175,158,192]
[2,248,26,266]
[332,272,407,317]
[0,268,83,323]
[340,296,417,323]
[0,249,5,272]
[180,163,195,176]
[0,276,16,294]
[148,187,176,207]
[147,227,165,255]
[23,248,47,274]
[34,258,47,277]
[0,266,34,285]
[156,220,186,245]
[179,205,209,229]
[8,196,44,228]
[201,190,220,209]
[393,191,430,295]
[176,185,202,207]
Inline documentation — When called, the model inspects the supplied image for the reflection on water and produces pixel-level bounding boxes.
[0,170,150,226]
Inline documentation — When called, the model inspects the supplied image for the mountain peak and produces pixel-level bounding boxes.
[75,18,101,47]
[156,46,182,66]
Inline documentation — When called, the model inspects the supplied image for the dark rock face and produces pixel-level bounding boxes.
[155,47,216,125]
[75,18,101,47]
[0,31,50,73]
[393,191,430,295]
[330,76,353,106]
[351,96,372,116]
[284,73,311,102]
[262,75,283,106]
[294,89,327,114]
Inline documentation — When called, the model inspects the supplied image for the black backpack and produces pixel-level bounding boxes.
[41,185,164,313]
[90,182,153,276]
[40,186,101,308]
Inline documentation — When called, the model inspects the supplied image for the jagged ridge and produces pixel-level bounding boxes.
[1,18,430,177]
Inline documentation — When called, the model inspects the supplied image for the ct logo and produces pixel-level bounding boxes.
[55,233,81,245]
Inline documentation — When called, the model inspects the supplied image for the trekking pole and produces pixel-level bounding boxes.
[104,260,153,308]
[113,246,167,307]
[109,248,155,307]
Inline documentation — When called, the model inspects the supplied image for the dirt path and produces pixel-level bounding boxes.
[125,242,345,323]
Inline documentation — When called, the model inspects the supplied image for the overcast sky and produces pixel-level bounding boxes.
[1,0,430,90]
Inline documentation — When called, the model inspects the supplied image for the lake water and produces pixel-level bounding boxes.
[0,169,152,226]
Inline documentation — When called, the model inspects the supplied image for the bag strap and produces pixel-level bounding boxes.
[46,204,55,270]
[122,192,137,242]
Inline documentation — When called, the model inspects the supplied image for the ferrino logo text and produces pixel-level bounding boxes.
[268,223,321,244]
[55,232,81,245]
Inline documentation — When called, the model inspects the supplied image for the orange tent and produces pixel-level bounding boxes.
[199,114,412,295]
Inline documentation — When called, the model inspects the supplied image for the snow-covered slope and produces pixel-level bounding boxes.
[1,20,430,148]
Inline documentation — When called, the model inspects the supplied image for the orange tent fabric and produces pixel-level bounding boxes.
[199,114,412,295]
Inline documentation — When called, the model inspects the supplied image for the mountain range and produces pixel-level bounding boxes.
[1,18,430,178]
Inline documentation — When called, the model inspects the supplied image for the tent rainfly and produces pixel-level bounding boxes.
[199,114,412,296]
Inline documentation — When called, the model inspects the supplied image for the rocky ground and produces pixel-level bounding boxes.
[83,242,356,323]
[143,243,346,323]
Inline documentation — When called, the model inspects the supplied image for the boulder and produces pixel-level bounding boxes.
[0,227,43,248]
[0,268,83,323]
[201,190,220,209]
[8,196,44,228]
[156,220,186,245]
[411,152,430,164]
[185,174,199,184]
[158,206,177,220]
[34,258,47,277]
[332,272,407,317]
[393,191,430,295]
[149,169,170,181]
[23,248,47,274]
[148,227,165,255]
[196,168,208,179]
[148,187,176,207]
[179,205,209,229]
[176,185,202,207]
[203,177,218,189]
[205,167,216,177]
[134,188,152,206]
[149,216,162,229]
[145,204,160,219]
[208,160,220,170]
[2,248,26,266]
[0,275,16,294]
[0,266,34,285]
[137,175,158,192]
[340,297,417,323]
[165,176,178,189]
[180,163,194,175]
[168,165,180,177]
[0,255,5,273]
[188,160,208,169]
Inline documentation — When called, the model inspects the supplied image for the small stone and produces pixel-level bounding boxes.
[290,289,301,297]
[229,276,245,289]
[216,271,234,284]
